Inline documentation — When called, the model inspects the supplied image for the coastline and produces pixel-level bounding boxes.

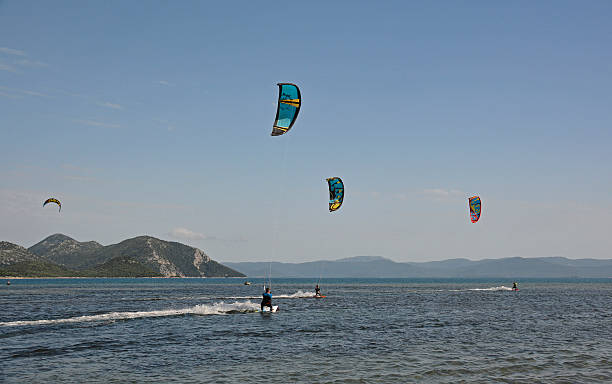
[1,276,247,279]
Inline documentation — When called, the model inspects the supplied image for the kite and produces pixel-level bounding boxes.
[271,83,301,136]
[327,177,344,212]
[43,198,61,212]
[468,196,481,223]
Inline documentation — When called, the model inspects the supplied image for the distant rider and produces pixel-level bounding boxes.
[261,287,273,311]
[315,284,321,297]
[512,282,518,290]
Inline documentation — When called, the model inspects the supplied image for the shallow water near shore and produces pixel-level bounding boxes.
[1,278,611,383]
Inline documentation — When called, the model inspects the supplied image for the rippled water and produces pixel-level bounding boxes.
[1,278,611,383]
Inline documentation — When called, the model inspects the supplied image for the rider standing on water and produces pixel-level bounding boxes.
[315,284,321,297]
[261,287,273,311]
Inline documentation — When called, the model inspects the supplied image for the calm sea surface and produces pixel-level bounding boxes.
[1,278,611,383]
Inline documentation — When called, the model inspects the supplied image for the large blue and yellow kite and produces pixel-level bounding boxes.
[327,177,344,212]
[271,83,301,136]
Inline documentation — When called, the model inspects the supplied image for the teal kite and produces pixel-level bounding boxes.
[272,83,301,136]
[327,177,344,212]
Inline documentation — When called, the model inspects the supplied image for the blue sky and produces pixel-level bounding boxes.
[1,1,611,262]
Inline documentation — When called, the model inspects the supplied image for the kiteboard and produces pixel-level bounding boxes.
[260,305,279,313]
[314,295,326,298]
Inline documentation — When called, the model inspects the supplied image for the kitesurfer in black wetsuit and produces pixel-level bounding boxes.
[315,284,321,297]
[512,282,518,291]
[261,287,273,311]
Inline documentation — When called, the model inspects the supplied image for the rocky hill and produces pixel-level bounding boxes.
[29,234,103,269]
[83,256,161,278]
[0,241,78,277]
[0,241,42,265]
[87,236,243,277]
[2,235,244,278]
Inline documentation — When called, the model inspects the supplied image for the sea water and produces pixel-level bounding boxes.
[1,278,611,383]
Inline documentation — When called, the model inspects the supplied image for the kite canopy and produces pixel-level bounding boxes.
[327,177,344,212]
[468,196,481,223]
[271,83,301,136]
[43,198,61,212]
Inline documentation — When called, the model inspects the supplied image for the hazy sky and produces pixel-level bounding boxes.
[1,1,611,262]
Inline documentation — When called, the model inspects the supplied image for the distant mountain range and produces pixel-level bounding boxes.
[224,256,612,278]
[0,234,244,278]
[3,235,611,278]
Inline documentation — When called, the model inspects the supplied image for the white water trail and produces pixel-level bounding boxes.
[0,301,259,327]
[467,286,514,291]
[447,286,515,292]
[275,290,317,298]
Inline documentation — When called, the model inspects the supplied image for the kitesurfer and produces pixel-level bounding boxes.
[315,284,321,297]
[261,287,273,311]
[512,282,518,291]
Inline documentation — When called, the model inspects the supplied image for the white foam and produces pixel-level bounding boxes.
[467,286,514,291]
[0,301,259,327]
[220,295,260,299]
[276,290,317,298]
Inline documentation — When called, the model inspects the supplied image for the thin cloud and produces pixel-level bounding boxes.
[168,228,208,241]
[168,227,247,244]
[62,163,94,172]
[0,189,45,216]
[0,91,22,99]
[61,164,99,182]
[0,47,26,56]
[63,175,98,182]
[0,63,18,72]
[156,80,174,86]
[0,86,50,97]
[97,101,123,110]
[393,193,409,201]
[0,48,48,72]
[153,118,178,132]
[423,188,465,200]
[56,89,88,98]
[73,119,121,128]
[15,59,48,67]
[21,89,51,98]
